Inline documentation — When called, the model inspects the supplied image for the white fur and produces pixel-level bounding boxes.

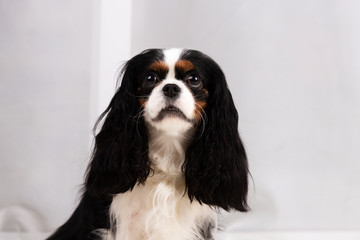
[108,133,217,240]
[163,48,183,78]
[104,49,217,240]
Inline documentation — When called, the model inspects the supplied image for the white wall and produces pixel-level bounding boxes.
[131,0,360,231]
[1,0,360,234]
[0,0,94,230]
[0,0,132,232]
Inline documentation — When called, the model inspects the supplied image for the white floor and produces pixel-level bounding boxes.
[216,231,360,240]
[2,231,360,240]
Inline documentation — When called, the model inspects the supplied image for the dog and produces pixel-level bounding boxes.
[47,48,249,240]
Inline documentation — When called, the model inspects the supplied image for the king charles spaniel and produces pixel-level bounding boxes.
[47,48,249,240]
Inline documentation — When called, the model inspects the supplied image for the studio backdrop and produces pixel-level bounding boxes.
[0,0,359,239]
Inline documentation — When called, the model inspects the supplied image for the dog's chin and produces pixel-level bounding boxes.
[145,108,195,137]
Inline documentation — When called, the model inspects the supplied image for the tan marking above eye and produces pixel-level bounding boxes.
[149,61,169,73]
[175,60,194,73]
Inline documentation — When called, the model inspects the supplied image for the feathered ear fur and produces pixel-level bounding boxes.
[183,52,249,211]
[85,50,163,197]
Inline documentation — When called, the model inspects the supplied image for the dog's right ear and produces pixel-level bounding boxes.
[85,54,153,197]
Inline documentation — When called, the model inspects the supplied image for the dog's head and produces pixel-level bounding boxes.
[140,49,206,136]
[86,48,249,212]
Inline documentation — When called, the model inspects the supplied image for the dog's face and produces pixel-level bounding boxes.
[136,49,208,135]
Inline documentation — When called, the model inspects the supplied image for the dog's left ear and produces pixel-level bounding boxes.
[184,58,249,212]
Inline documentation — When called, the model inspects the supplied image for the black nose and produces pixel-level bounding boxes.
[162,84,181,98]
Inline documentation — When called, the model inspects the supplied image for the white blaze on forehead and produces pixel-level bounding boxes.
[163,48,183,78]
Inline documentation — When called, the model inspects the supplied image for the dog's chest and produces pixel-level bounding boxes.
[109,174,216,240]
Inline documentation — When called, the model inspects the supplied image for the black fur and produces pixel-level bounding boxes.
[46,192,111,240]
[181,50,249,212]
[47,49,249,240]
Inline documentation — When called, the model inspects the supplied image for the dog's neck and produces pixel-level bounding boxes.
[147,124,195,176]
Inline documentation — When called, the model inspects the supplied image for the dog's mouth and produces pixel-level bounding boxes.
[162,106,182,114]
[152,105,193,123]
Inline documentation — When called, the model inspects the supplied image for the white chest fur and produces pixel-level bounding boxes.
[108,132,217,240]
[109,173,216,240]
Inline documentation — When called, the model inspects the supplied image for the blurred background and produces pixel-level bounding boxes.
[1,0,360,238]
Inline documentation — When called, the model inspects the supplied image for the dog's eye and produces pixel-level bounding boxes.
[143,73,159,87]
[185,74,201,88]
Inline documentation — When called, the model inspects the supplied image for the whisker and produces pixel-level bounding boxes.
[194,103,207,139]
[134,108,146,137]
[122,89,150,99]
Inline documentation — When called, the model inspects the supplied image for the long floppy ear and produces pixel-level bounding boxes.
[85,59,150,197]
[184,60,249,212]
